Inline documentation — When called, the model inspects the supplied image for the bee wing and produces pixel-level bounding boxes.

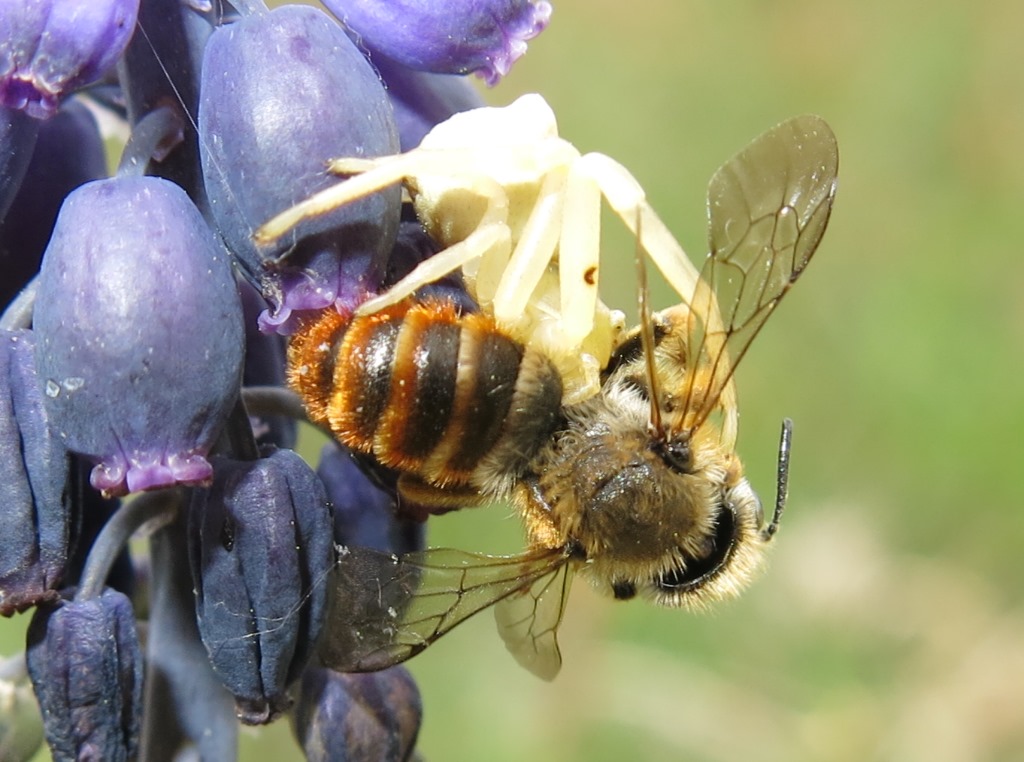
[680,115,838,442]
[494,558,574,680]
[318,544,569,673]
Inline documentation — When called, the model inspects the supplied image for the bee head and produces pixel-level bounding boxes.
[606,420,793,609]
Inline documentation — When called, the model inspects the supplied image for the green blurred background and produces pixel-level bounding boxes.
[7,0,1024,759]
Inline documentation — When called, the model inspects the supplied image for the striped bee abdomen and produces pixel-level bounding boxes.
[287,300,563,493]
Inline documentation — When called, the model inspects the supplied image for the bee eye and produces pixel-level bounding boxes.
[611,580,636,600]
[655,504,736,593]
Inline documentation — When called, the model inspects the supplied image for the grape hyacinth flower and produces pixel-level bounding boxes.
[26,588,143,762]
[189,449,334,725]
[292,666,422,762]
[0,0,552,758]
[323,0,552,85]
[0,106,39,222]
[0,0,140,119]
[199,3,401,332]
[239,282,298,450]
[370,53,486,153]
[317,441,425,556]
[33,174,245,497]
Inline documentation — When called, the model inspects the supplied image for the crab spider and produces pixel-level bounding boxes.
[255,94,714,403]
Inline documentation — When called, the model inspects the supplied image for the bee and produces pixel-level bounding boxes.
[273,108,838,680]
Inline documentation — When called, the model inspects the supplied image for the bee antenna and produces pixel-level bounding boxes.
[761,418,792,541]
[635,209,665,439]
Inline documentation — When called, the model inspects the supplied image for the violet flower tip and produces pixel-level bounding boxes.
[1,79,59,120]
[256,307,294,336]
[168,453,216,485]
[90,452,215,496]
[125,464,176,495]
[478,1,552,86]
[90,458,129,498]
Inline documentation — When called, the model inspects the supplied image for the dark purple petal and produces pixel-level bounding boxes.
[25,588,143,762]
[0,0,140,119]
[325,0,552,84]
[291,666,422,762]
[0,329,71,616]
[33,175,245,496]
[188,449,334,725]
[257,241,391,335]
[0,99,107,309]
[372,53,484,151]
[0,105,40,224]
[198,4,401,331]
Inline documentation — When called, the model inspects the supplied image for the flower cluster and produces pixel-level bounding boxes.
[0,0,550,759]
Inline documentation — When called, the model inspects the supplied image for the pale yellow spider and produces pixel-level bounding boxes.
[255,93,709,403]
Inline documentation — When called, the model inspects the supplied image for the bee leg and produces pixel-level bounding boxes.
[490,166,569,327]
[513,476,565,551]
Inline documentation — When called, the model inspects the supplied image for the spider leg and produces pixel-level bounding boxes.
[582,152,738,440]
[254,150,467,247]
[357,174,513,315]
[327,157,385,174]
[557,157,602,346]
[356,222,512,315]
[579,152,706,308]
[253,157,410,246]
[491,166,569,326]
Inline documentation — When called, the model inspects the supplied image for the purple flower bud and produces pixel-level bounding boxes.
[33,175,245,497]
[0,329,71,616]
[0,105,40,223]
[318,442,424,556]
[198,5,401,331]
[189,449,334,725]
[0,0,140,119]
[325,0,552,85]
[0,99,107,309]
[371,53,484,151]
[25,588,143,762]
[291,666,422,762]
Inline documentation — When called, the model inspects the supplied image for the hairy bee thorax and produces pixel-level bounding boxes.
[514,372,768,607]
[287,299,564,503]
